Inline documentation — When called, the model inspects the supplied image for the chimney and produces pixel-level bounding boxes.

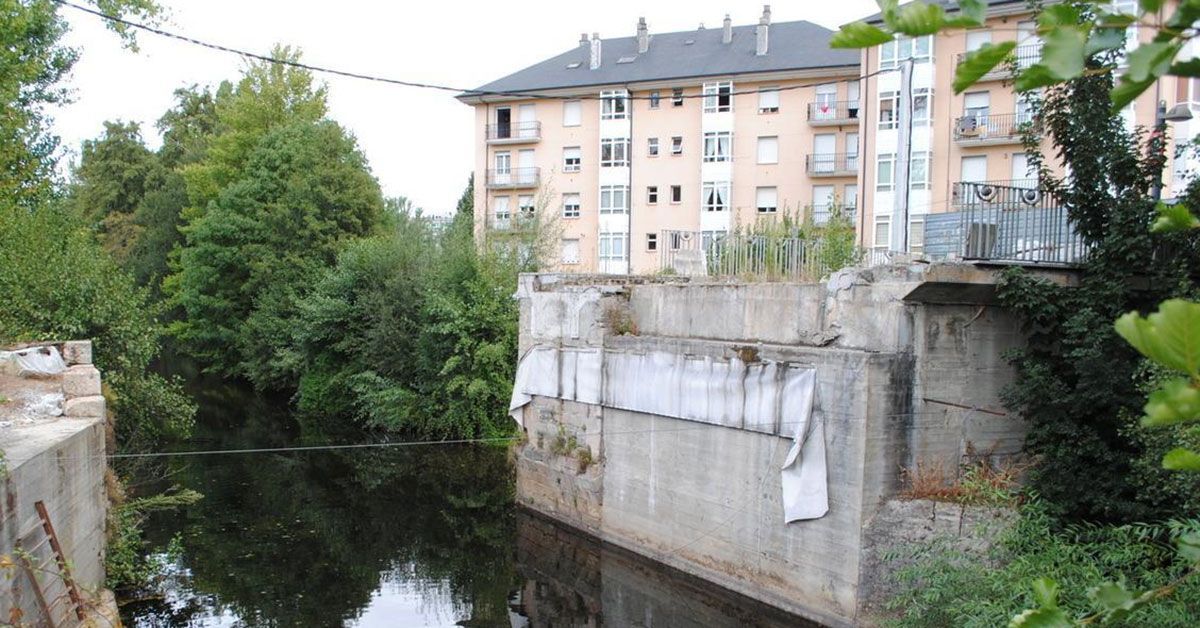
[580,33,589,48]
[590,33,602,69]
[756,5,771,56]
[722,14,732,44]
[637,17,649,54]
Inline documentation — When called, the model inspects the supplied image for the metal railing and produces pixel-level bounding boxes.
[954,112,1035,142]
[811,204,857,225]
[659,230,871,281]
[925,181,1086,265]
[486,121,541,141]
[485,167,540,188]
[807,100,861,122]
[806,153,859,176]
[954,43,1042,75]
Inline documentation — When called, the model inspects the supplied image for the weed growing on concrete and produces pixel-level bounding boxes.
[576,447,594,473]
[900,458,1026,507]
[602,301,638,336]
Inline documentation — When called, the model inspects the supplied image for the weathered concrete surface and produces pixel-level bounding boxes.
[0,341,109,623]
[511,263,1032,626]
[859,499,1017,618]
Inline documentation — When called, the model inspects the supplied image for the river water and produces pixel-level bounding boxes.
[119,380,813,627]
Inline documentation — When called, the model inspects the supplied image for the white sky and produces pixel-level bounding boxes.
[55,0,877,214]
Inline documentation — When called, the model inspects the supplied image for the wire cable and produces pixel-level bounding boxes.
[52,0,890,102]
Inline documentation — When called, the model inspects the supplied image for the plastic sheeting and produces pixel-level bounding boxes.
[507,346,828,522]
[0,346,66,378]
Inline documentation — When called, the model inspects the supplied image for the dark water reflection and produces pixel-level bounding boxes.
[121,381,815,627]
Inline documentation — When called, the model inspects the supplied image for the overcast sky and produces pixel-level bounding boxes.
[55,0,878,214]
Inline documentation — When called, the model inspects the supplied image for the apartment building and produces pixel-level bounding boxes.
[857,0,1194,257]
[458,7,861,274]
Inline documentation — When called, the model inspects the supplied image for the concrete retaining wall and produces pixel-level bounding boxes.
[512,264,1033,626]
[0,341,109,622]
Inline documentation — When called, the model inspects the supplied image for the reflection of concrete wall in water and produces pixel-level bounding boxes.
[0,340,111,623]
[513,510,814,628]
[511,266,1057,626]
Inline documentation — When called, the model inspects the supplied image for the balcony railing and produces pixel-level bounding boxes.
[807,100,860,124]
[485,167,540,189]
[485,121,541,143]
[659,230,869,281]
[806,153,859,176]
[922,180,1086,266]
[954,43,1042,79]
[811,204,857,225]
[954,112,1035,144]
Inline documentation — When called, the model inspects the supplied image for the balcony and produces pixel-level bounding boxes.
[954,112,1035,146]
[921,180,1086,266]
[485,121,541,144]
[485,167,540,189]
[954,44,1041,82]
[806,153,859,177]
[811,204,857,225]
[807,100,860,126]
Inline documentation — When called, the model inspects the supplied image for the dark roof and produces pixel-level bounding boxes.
[463,20,859,98]
[860,0,1030,24]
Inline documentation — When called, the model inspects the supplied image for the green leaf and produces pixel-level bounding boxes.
[830,22,894,49]
[1038,4,1083,29]
[1152,202,1200,233]
[1087,580,1156,623]
[1111,75,1158,111]
[1142,378,1200,427]
[1086,28,1129,56]
[1098,12,1138,28]
[1008,607,1073,628]
[889,2,946,36]
[1126,42,1183,83]
[1015,64,1064,92]
[955,0,986,26]
[1163,447,1200,471]
[1140,0,1165,12]
[953,42,1017,92]
[1170,58,1200,77]
[1041,26,1089,79]
[1032,577,1060,608]
[1116,300,1200,376]
[1178,531,1200,562]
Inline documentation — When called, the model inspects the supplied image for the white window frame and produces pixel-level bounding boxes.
[563,146,581,173]
[646,233,658,251]
[758,87,780,113]
[600,90,629,120]
[672,88,684,106]
[874,216,891,249]
[913,88,932,126]
[647,137,660,157]
[910,151,931,190]
[598,231,626,262]
[600,138,630,167]
[670,185,682,203]
[756,186,778,213]
[649,90,661,109]
[562,193,581,219]
[561,238,580,265]
[494,151,511,174]
[909,215,926,253]
[703,131,732,163]
[563,100,582,127]
[517,194,535,217]
[879,35,933,69]
[879,91,899,130]
[877,153,896,191]
[757,136,779,164]
[599,185,629,214]
[701,181,731,212]
[493,196,511,228]
[647,186,659,205]
[702,81,733,113]
[811,185,836,224]
[671,136,683,155]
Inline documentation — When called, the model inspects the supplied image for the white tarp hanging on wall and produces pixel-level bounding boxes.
[507,346,828,522]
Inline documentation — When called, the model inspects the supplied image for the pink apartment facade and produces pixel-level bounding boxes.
[461,2,1198,273]
[459,8,861,274]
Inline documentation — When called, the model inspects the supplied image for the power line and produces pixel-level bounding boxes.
[53,0,889,102]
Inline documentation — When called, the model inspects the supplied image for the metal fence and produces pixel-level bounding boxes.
[953,112,1034,142]
[659,230,870,281]
[806,153,859,176]
[807,100,861,122]
[923,181,1086,265]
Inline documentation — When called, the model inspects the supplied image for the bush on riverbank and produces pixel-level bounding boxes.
[884,502,1200,627]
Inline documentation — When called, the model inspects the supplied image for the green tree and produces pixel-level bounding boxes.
[170,119,385,385]
[70,120,162,262]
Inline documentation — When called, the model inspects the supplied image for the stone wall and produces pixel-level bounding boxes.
[0,341,109,622]
[512,264,1038,626]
